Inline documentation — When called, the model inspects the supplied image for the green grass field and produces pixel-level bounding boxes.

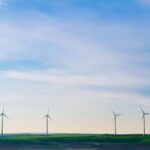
[0,134,150,147]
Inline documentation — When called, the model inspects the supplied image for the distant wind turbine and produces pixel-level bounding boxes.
[112,111,121,135]
[44,109,52,136]
[0,108,8,137]
[140,107,150,135]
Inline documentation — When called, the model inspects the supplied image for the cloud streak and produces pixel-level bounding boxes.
[1,70,150,90]
[0,12,150,95]
[0,14,150,67]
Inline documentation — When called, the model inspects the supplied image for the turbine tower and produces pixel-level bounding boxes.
[112,111,121,135]
[44,109,52,136]
[0,108,8,137]
[140,107,150,135]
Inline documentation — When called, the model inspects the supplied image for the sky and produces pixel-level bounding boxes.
[0,0,150,134]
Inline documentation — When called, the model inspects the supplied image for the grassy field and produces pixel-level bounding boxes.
[0,134,150,148]
[0,134,150,149]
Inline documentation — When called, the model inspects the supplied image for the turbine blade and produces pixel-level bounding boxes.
[3,114,8,119]
[145,112,150,115]
[111,110,116,116]
[48,115,52,120]
[140,107,144,113]
[141,114,144,121]
[117,113,121,116]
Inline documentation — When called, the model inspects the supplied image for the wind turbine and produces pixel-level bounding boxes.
[44,109,52,136]
[140,107,150,135]
[112,111,121,135]
[0,108,8,137]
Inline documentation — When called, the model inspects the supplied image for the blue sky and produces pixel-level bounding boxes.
[0,0,150,134]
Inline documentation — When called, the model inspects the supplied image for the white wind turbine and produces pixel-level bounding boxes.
[140,107,150,135]
[112,111,121,135]
[0,108,8,137]
[44,109,52,136]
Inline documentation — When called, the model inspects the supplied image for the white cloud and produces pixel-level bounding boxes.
[0,70,150,89]
[0,14,149,68]
[0,13,149,98]
[0,12,149,103]
[0,18,115,64]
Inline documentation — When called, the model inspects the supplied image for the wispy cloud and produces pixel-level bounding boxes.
[0,70,150,90]
[0,12,150,94]
[0,14,149,65]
